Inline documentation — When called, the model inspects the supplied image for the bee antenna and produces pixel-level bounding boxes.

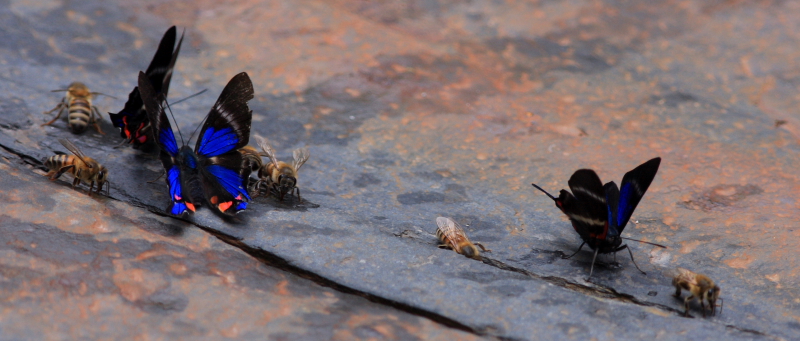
[621,237,667,248]
[50,89,69,92]
[90,92,119,100]
[163,98,186,146]
[170,89,208,106]
[531,183,557,201]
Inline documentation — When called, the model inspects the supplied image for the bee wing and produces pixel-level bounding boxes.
[292,147,310,171]
[254,135,280,169]
[435,217,469,252]
[667,267,698,284]
[58,139,91,166]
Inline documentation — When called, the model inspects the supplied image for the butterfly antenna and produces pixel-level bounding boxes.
[170,89,208,106]
[186,110,209,145]
[531,183,557,201]
[621,237,667,248]
[163,98,185,145]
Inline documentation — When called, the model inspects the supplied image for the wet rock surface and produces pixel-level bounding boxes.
[1,0,799,340]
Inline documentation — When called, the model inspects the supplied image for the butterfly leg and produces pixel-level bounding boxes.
[475,243,491,253]
[623,245,647,275]
[41,101,67,126]
[586,247,601,280]
[147,170,166,183]
[563,242,586,259]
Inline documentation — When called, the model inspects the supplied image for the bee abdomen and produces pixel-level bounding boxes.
[435,229,447,244]
[68,98,92,132]
[45,154,74,170]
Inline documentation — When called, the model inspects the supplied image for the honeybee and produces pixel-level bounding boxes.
[435,217,490,260]
[239,145,264,190]
[44,139,109,195]
[253,135,310,200]
[669,268,722,317]
[42,82,107,134]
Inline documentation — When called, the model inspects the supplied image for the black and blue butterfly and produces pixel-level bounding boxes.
[532,157,665,280]
[138,71,254,216]
[109,26,183,149]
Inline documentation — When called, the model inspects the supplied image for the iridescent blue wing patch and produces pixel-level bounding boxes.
[615,157,661,233]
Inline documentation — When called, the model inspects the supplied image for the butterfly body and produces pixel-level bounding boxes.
[109,26,183,149]
[532,157,661,279]
[139,71,254,216]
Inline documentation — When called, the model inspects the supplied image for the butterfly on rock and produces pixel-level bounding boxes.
[532,157,664,280]
[138,70,254,216]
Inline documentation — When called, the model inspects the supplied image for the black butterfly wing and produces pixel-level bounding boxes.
[615,157,661,233]
[145,26,182,98]
[566,169,608,240]
[138,71,194,216]
[194,72,255,215]
[109,26,183,148]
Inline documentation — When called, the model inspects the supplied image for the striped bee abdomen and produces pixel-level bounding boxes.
[67,97,93,133]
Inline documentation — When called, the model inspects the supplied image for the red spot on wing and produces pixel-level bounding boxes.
[597,222,609,240]
[174,194,182,201]
[235,194,243,200]
[218,201,233,212]
[185,202,196,212]
[122,117,131,138]
[210,196,218,204]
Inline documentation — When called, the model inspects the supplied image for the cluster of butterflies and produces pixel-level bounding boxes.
[41,26,310,217]
[41,27,720,319]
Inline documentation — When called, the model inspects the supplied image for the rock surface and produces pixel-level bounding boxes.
[1,0,799,340]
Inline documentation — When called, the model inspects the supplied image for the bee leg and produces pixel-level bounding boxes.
[474,243,492,253]
[683,295,695,317]
[437,244,452,250]
[700,300,708,318]
[90,106,105,135]
[673,286,682,298]
[623,245,646,275]
[295,187,302,201]
[72,177,81,188]
[50,165,75,180]
[563,241,586,259]
[249,180,261,198]
[41,102,67,126]
[87,181,95,196]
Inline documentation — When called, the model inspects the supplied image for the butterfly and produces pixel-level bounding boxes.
[138,71,254,216]
[109,26,183,149]
[531,157,664,280]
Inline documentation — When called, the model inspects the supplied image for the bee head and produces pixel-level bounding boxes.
[67,82,90,97]
[278,174,297,197]
[96,166,108,184]
[461,245,481,260]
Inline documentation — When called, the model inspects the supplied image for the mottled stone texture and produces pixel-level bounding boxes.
[1,0,798,340]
